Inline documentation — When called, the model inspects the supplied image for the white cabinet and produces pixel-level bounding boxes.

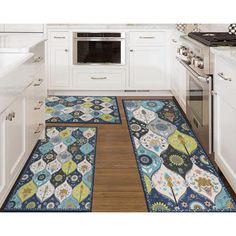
[0,96,27,207]
[5,96,26,184]
[213,54,236,192]
[170,34,186,112]
[0,24,5,32]
[129,31,170,90]
[48,31,70,89]
[72,67,125,90]
[129,46,168,89]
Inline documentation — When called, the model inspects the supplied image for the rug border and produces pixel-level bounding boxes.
[122,97,236,213]
[1,126,98,213]
[45,95,122,125]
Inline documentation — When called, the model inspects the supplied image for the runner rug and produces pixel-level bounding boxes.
[3,126,97,212]
[45,96,121,124]
[123,99,236,212]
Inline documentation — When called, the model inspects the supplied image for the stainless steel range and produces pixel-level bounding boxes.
[177,32,236,155]
[177,35,212,154]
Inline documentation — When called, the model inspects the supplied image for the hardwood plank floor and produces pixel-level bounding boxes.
[47,96,236,212]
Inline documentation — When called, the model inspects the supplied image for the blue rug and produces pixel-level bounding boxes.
[3,126,97,212]
[46,96,121,124]
[123,99,236,212]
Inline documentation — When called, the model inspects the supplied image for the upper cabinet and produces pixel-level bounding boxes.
[2,24,44,32]
[213,53,236,193]
[129,31,170,90]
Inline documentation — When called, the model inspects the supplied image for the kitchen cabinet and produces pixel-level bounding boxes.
[170,33,186,112]
[129,46,168,89]
[213,54,236,193]
[48,31,70,89]
[129,31,170,90]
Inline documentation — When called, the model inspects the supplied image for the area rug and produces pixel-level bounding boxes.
[3,126,97,212]
[123,99,236,212]
[45,96,121,124]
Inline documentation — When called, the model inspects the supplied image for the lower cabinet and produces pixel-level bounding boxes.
[0,96,27,206]
[213,54,236,192]
[129,46,169,90]
[72,67,126,90]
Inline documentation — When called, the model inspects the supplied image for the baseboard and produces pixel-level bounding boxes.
[48,90,173,96]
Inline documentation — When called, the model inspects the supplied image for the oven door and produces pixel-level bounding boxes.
[177,57,212,154]
[73,38,125,65]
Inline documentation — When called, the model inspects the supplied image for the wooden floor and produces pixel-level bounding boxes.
[48,96,236,212]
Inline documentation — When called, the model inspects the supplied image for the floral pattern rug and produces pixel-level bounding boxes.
[45,96,121,124]
[3,126,97,212]
[123,99,236,212]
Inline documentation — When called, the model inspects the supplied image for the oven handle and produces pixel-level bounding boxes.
[176,57,210,84]
[74,37,125,41]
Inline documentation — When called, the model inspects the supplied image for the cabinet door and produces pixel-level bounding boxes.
[214,94,236,192]
[129,47,169,90]
[49,31,70,88]
[5,96,26,183]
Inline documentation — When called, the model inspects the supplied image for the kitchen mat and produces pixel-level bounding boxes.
[3,126,97,212]
[45,96,121,124]
[123,99,236,212]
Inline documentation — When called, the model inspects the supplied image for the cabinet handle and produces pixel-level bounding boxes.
[6,112,15,121]
[130,49,134,52]
[139,36,155,39]
[211,91,217,96]
[34,56,43,63]
[34,79,44,86]
[65,49,68,52]
[172,39,177,43]
[34,101,44,110]
[54,36,66,39]
[90,77,107,80]
[217,72,232,82]
[34,123,44,134]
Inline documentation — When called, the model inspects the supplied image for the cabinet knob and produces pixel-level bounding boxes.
[6,112,15,121]
[130,49,134,52]
[65,49,68,52]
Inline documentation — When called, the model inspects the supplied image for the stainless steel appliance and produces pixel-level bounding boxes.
[177,35,212,154]
[73,32,125,65]
[177,32,236,154]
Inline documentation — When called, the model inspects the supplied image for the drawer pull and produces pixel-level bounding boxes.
[54,36,66,39]
[172,39,177,43]
[34,123,44,134]
[34,79,44,86]
[34,56,43,63]
[34,101,44,110]
[139,36,155,39]
[6,112,15,121]
[91,76,107,80]
[217,72,232,82]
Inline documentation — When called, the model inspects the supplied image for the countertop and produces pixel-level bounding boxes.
[0,53,34,114]
[0,33,46,53]
[46,24,176,30]
[211,47,236,63]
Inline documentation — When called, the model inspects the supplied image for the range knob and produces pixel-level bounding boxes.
[178,46,188,56]
[193,57,204,69]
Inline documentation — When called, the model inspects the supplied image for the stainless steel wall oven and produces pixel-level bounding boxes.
[73,32,125,65]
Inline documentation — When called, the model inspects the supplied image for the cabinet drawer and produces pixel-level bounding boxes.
[214,56,236,110]
[50,31,69,46]
[129,31,166,45]
[72,68,125,90]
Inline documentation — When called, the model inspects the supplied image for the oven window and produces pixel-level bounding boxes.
[76,41,121,64]
[189,75,203,125]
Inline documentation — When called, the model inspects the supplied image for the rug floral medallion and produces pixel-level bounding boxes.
[4,126,97,212]
[123,99,236,212]
[45,96,121,124]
